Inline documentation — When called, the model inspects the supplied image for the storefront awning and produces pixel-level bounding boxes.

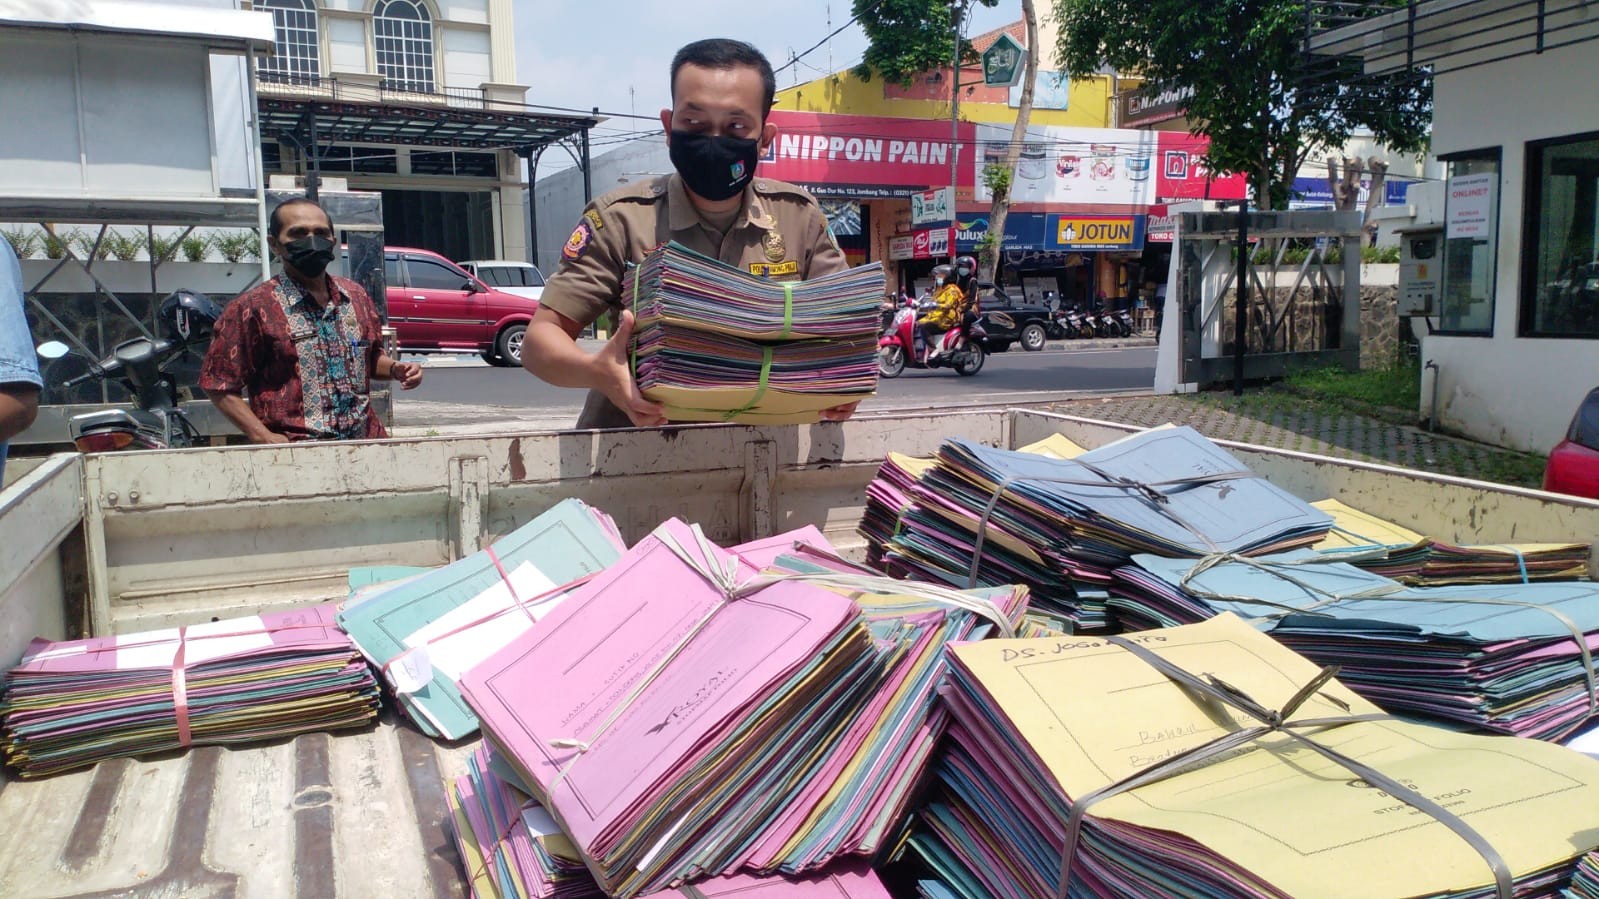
[258,93,598,152]
[954,212,1148,253]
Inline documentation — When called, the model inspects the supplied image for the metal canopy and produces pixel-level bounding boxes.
[259,96,597,152]
[1305,0,1599,82]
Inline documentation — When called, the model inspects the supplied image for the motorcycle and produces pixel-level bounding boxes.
[1053,306,1085,340]
[35,290,220,452]
[878,304,986,378]
[1108,308,1136,337]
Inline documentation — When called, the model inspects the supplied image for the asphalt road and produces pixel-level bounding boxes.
[394,344,1156,432]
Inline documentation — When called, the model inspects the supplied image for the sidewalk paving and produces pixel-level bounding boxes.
[1051,393,1546,488]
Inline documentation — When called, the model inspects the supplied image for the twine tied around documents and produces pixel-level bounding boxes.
[377,551,598,695]
[41,618,337,750]
[964,451,1253,590]
[546,524,1018,790]
[1055,634,1516,899]
[1176,551,1599,719]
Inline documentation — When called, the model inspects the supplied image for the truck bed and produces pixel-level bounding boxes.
[3,410,1596,897]
[0,716,473,899]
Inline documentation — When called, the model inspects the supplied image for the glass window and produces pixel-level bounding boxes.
[479,268,509,287]
[1521,133,1599,338]
[407,257,468,290]
[318,145,398,175]
[1439,151,1501,335]
[1570,388,1599,451]
[410,151,496,177]
[524,265,545,287]
[384,256,402,287]
[258,0,319,80]
[374,0,434,94]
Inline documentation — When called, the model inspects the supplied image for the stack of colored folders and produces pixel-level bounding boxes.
[636,864,896,898]
[623,241,885,424]
[881,427,1331,631]
[1413,539,1590,585]
[1,605,379,778]
[1572,851,1599,898]
[448,744,603,899]
[736,548,1029,873]
[1113,551,1599,740]
[337,499,626,740]
[1312,499,1591,585]
[859,436,1085,572]
[459,519,885,897]
[905,613,1599,899]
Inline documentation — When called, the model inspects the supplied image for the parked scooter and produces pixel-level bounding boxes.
[1108,308,1136,337]
[1053,305,1085,340]
[36,289,222,452]
[878,304,986,377]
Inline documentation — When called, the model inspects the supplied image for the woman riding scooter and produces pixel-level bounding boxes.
[919,257,977,360]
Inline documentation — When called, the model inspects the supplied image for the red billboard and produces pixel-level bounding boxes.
[759,111,977,198]
[1154,133,1248,202]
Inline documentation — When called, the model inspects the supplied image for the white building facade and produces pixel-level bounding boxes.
[252,0,593,264]
[1314,1,1599,453]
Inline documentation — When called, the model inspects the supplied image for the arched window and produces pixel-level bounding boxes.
[258,0,320,80]
[373,0,435,93]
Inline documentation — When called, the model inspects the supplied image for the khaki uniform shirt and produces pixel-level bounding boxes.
[539,173,849,429]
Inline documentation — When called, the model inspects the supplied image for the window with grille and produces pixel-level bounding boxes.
[258,0,319,80]
[374,0,435,94]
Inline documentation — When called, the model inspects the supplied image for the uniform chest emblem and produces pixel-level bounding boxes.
[762,231,786,262]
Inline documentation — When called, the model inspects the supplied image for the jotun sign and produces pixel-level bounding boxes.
[1049,215,1146,251]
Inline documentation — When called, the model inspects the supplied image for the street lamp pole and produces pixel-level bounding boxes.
[948,0,964,266]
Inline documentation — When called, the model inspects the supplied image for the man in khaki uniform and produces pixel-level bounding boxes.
[524,38,854,430]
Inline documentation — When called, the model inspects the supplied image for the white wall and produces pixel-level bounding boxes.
[440,0,489,26]
[1419,40,1599,453]
[0,31,221,199]
[532,137,670,270]
[327,16,367,73]
[441,27,491,89]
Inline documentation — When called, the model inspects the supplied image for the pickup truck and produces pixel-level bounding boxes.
[973,282,1059,353]
[3,410,1597,896]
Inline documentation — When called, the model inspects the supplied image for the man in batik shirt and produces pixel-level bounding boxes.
[201,198,422,443]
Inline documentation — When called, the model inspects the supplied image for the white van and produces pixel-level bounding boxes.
[459,260,545,301]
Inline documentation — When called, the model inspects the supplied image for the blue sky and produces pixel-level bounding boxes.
[512,0,1020,169]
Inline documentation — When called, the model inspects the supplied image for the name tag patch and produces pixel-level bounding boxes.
[748,261,799,277]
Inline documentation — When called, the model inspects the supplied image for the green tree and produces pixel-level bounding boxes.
[855,0,1041,284]
[1056,0,1431,209]
[852,0,1000,86]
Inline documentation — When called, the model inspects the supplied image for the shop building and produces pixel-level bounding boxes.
[251,0,595,264]
[1311,0,1599,453]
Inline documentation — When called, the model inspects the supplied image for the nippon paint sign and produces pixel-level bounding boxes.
[759,110,976,195]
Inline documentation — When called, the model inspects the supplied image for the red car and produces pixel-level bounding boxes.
[1544,387,1599,499]
[379,247,539,367]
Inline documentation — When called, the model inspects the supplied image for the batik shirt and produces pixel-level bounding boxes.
[200,275,385,441]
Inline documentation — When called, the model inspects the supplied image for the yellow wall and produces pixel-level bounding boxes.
[775,70,1116,127]
[773,21,1117,128]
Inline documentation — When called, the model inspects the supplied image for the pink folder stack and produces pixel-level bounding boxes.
[1,604,378,778]
[458,519,882,898]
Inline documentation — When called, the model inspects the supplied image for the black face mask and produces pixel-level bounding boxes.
[669,130,760,202]
[281,235,336,279]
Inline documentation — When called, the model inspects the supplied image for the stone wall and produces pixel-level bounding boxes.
[1359,285,1401,369]
[1211,280,1399,370]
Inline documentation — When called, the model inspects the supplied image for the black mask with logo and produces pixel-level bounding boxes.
[280,235,336,279]
[669,130,760,202]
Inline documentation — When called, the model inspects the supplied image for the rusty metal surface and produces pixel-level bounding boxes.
[0,715,474,899]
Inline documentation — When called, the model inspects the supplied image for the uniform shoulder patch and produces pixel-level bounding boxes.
[563,220,594,261]
[752,178,817,200]
[582,209,604,231]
